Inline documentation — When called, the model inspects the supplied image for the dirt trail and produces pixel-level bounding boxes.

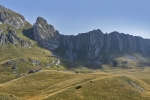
[34,75,115,100]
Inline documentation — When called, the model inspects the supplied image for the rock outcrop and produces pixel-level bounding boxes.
[33,17,60,50]
[0,5,26,28]
[0,5,32,48]
[33,17,150,62]
[7,30,32,47]
[0,29,8,45]
[0,28,31,48]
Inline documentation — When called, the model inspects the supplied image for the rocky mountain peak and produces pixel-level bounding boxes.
[36,17,46,23]
[33,17,60,50]
[36,17,56,35]
[33,17,150,63]
[0,5,26,28]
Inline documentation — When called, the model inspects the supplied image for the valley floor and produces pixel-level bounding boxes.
[0,68,150,100]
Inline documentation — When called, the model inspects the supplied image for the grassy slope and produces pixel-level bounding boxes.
[44,70,150,100]
[0,70,108,100]
[0,23,67,84]
[0,69,150,100]
[46,77,145,100]
[0,93,18,100]
[0,40,56,83]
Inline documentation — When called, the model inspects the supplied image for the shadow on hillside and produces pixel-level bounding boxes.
[138,62,150,67]
[23,28,34,40]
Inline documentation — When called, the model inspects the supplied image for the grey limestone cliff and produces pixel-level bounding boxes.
[33,17,150,62]
[0,5,149,66]
[33,17,60,50]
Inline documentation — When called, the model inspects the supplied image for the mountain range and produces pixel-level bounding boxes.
[0,5,150,68]
[1,5,150,100]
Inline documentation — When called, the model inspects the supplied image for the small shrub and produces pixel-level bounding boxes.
[112,60,118,67]
[90,80,93,82]
[10,94,13,97]
[76,86,82,89]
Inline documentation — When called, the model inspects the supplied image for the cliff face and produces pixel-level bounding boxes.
[33,17,60,50]
[0,5,26,28]
[33,17,150,62]
[0,29,8,45]
[0,28,31,48]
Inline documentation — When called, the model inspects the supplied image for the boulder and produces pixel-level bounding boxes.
[35,68,42,72]
[6,60,14,65]
[112,60,118,67]
[46,63,51,67]
[55,59,60,65]
[28,68,42,74]
[30,59,41,66]
[12,71,16,74]
[28,70,35,74]
[11,66,17,70]
[52,60,55,64]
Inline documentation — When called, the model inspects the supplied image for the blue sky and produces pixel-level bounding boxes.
[1,0,150,38]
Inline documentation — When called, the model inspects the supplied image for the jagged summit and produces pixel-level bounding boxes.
[33,17,150,63]
[33,17,60,50]
[35,17,57,35]
[36,17,47,25]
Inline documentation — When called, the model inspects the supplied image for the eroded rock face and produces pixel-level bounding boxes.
[0,5,26,28]
[0,29,8,45]
[6,30,32,47]
[33,17,60,50]
[65,50,77,61]
[0,28,32,48]
[86,29,104,60]
[7,30,22,45]
[33,17,150,61]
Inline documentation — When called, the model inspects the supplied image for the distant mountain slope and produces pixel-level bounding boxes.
[33,17,150,64]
